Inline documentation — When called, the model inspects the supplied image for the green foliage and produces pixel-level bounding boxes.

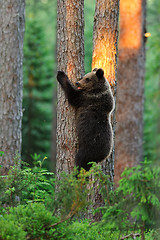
[0,156,55,209]
[0,158,92,239]
[0,203,68,240]
[0,219,26,240]
[98,160,160,237]
[66,220,159,240]
[0,158,160,239]
[66,219,120,240]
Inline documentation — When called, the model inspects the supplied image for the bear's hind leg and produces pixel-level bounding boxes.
[75,149,91,172]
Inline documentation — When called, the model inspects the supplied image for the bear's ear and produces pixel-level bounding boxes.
[92,68,98,72]
[96,68,104,78]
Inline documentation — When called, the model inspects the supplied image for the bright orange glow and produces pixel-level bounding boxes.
[91,0,119,87]
[119,0,142,50]
[92,35,117,86]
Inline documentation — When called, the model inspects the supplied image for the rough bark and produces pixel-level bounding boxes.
[56,0,85,175]
[92,0,120,182]
[0,0,25,175]
[114,0,146,185]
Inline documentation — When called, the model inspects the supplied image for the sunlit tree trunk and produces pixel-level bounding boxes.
[0,0,25,175]
[114,0,146,185]
[56,0,85,175]
[92,0,120,182]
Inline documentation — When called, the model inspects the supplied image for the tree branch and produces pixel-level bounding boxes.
[120,233,140,239]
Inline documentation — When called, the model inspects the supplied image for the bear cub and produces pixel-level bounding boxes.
[57,68,114,171]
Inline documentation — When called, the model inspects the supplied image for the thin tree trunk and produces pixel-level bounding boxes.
[0,0,25,175]
[92,0,120,182]
[51,86,57,173]
[157,80,160,161]
[56,0,85,175]
[114,0,146,186]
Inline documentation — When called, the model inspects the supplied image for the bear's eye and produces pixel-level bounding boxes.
[85,78,90,83]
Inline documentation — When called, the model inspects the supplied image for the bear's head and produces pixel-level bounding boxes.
[76,68,107,92]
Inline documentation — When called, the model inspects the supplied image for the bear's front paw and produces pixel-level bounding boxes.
[57,70,65,77]
[57,71,68,82]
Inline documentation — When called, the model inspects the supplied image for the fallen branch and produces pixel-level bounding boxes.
[50,212,73,228]
[121,233,140,240]
[49,200,82,228]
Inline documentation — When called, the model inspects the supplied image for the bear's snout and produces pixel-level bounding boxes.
[76,82,81,87]
[76,82,82,90]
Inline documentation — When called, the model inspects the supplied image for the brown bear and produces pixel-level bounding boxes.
[57,68,114,171]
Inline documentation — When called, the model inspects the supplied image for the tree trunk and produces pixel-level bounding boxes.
[114,0,146,185]
[56,0,85,175]
[92,0,120,182]
[0,0,25,175]
[51,86,57,173]
[157,80,160,160]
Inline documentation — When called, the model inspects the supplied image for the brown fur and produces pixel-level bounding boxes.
[57,68,114,171]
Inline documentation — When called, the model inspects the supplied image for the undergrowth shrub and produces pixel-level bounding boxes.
[97,160,160,238]
[0,157,160,240]
[0,155,55,210]
[0,203,67,240]
[0,156,93,239]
